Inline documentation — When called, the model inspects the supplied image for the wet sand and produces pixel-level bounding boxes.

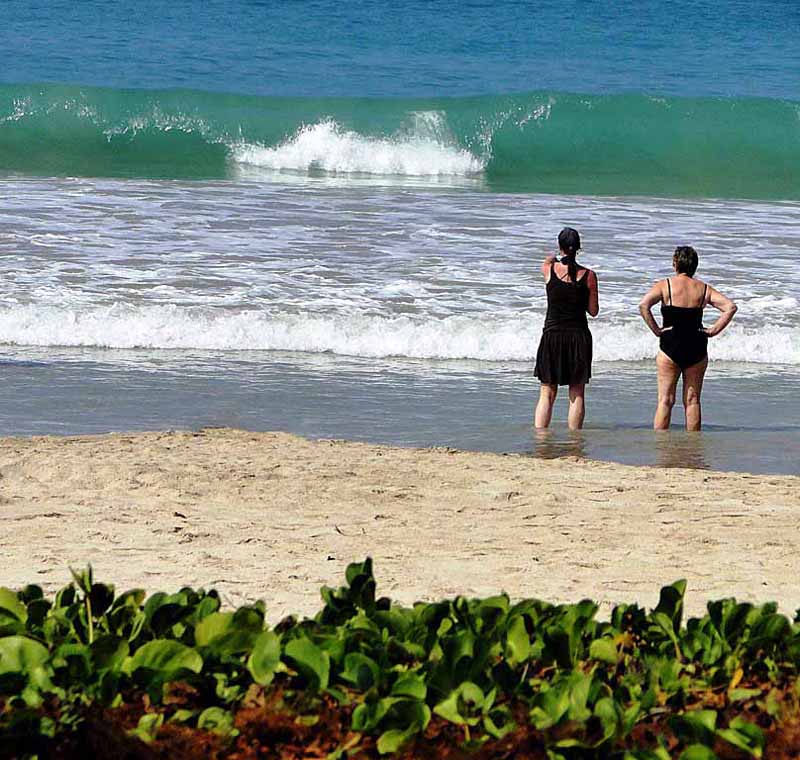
[1,428,798,619]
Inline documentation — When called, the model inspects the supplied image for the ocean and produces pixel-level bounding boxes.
[1,0,798,473]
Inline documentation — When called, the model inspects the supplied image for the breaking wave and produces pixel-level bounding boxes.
[0,304,797,365]
[1,83,799,198]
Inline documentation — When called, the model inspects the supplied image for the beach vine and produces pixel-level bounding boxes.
[1,559,800,758]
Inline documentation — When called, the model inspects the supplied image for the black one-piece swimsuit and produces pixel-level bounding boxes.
[660,279,708,370]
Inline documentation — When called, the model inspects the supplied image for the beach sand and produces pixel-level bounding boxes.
[1,428,798,620]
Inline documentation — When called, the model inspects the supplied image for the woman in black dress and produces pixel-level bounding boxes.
[638,246,737,431]
[534,228,599,430]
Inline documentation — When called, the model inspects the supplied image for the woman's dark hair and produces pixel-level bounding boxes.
[558,227,581,283]
[673,245,698,276]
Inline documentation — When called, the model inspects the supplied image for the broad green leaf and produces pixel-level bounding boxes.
[168,709,197,724]
[655,580,687,630]
[622,701,643,734]
[212,672,241,704]
[391,673,426,701]
[589,637,618,664]
[352,698,398,732]
[25,599,51,629]
[0,589,27,623]
[284,637,329,691]
[377,727,413,754]
[91,636,129,673]
[670,710,717,745]
[750,613,789,645]
[194,612,234,646]
[129,639,203,676]
[530,683,570,729]
[434,682,484,726]
[206,630,258,657]
[232,606,264,631]
[717,717,765,758]
[679,746,718,760]
[0,636,49,675]
[624,750,671,760]
[89,583,115,617]
[566,672,592,723]
[504,616,530,667]
[247,631,280,686]
[340,652,380,691]
[483,705,516,739]
[197,706,235,736]
[593,697,619,743]
[728,687,762,702]
[128,712,163,744]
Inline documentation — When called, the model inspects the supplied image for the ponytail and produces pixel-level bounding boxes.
[562,250,578,283]
[557,227,581,283]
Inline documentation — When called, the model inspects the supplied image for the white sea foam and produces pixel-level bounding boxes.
[1,304,797,365]
[231,115,484,176]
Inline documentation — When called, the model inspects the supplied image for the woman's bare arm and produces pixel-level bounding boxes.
[586,270,599,317]
[703,286,738,337]
[638,281,668,337]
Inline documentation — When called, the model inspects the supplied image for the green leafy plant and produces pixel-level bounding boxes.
[0,561,797,758]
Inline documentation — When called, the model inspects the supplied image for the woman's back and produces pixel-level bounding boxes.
[543,262,591,331]
[660,275,708,308]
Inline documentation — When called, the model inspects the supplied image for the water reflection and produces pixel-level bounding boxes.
[532,428,587,460]
[654,431,709,470]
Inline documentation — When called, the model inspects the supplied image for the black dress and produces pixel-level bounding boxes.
[534,262,593,386]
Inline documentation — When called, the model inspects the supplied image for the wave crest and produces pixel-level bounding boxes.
[2,83,798,198]
[231,114,484,176]
[0,304,797,365]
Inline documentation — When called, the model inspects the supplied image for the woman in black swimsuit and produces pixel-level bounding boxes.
[534,228,599,430]
[639,246,737,431]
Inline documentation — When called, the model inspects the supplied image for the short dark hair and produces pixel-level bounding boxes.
[673,246,698,276]
[558,227,581,255]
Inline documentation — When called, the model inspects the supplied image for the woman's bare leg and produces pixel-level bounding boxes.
[534,383,558,428]
[567,383,586,430]
[654,352,680,430]
[682,356,708,431]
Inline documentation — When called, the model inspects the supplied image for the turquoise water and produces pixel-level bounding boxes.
[2,84,798,198]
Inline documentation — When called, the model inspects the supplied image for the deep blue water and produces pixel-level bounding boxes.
[2,0,799,99]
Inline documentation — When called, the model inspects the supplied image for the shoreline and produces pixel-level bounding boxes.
[1,428,798,619]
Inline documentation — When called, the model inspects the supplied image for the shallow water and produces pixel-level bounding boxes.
[1,348,797,475]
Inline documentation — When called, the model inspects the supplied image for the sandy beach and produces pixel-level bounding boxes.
[1,428,798,620]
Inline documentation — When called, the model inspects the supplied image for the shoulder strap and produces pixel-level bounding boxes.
[666,278,672,306]
[701,283,708,307]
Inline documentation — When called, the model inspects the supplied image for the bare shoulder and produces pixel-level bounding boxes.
[649,278,667,300]
[694,278,712,300]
